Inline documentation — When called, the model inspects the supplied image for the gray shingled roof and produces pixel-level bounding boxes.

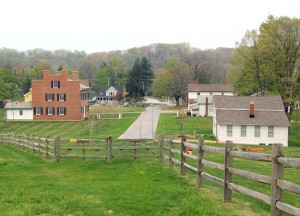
[213,95,284,110]
[216,109,291,126]
[4,102,32,109]
[80,83,90,90]
[188,83,232,92]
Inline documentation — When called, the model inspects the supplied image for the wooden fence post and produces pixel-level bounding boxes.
[271,144,284,216]
[158,134,164,163]
[107,136,112,163]
[57,136,60,162]
[82,141,86,162]
[197,138,204,187]
[169,136,174,168]
[224,140,233,203]
[32,134,35,154]
[181,136,187,176]
[38,136,42,157]
[22,134,25,150]
[53,136,60,162]
[46,136,49,159]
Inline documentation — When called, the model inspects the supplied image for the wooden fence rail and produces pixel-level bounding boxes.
[1,133,299,215]
[0,133,160,163]
[162,136,300,216]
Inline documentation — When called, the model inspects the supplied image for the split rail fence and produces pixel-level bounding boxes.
[1,133,300,215]
[0,133,159,162]
[159,136,300,216]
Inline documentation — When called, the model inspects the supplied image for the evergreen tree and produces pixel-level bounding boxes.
[126,58,144,100]
[140,57,154,95]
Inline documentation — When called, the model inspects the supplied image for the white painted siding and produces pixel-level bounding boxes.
[200,92,210,96]
[216,124,288,146]
[6,109,33,121]
[188,92,197,100]
[224,92,234,96]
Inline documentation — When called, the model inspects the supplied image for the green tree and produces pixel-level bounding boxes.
[0,68,18,100]
[259,15,300,113]
[126,58,144,100]
[140,57,154,95]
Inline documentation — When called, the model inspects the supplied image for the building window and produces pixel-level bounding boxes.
[46,107,55,115]
[46,93,55,101]
[241,125,247,137]
[57,94,66,101]
[227,125,233,137]
[268,126,274,137]
[34,107,43,115]
[255,126,260,137]
[51,80,60,88]
[20,110,23,115]
[57,107,66,115]
[109,92,114,96]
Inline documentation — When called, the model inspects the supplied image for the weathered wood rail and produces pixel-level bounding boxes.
[0,133,159,162]
[1,132,299,215]
[162,136,300,216]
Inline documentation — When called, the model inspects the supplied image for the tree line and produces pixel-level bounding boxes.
[1,15,299,114]
[0,43,233,102]
[227,15,300,114]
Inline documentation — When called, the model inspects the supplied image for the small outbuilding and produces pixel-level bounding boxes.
[212,95,290,146]
[4,101,33,121]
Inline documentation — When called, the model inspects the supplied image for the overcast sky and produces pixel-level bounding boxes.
[1,0,299,53]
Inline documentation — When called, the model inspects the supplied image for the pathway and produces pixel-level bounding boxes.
[117,106,161,140]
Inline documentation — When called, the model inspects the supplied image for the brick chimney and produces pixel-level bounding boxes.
[249,102,255,118]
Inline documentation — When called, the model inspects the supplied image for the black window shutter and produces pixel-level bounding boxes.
[64,107,66,115]
[34,107,36,115]
[46,107,48,115]
[51,81,53,88]
[57,94,59,101]
[58,81,60,88]
[64,94,66,101]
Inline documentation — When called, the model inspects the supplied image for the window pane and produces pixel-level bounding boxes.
[268,126,274,137]
[255,126,260,137]
[241,125,246,137]
[227,125,232,137]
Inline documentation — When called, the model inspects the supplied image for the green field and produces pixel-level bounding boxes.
[0,107,300,215]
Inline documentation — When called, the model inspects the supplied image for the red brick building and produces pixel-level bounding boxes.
[32,70,90,121]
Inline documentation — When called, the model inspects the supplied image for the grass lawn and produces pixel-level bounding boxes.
[0,108,142,139]
[0,144,268,216]
[157,114,215,140]
[0,107,299,215]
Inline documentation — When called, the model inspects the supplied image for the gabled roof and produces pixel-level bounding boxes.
[213,95,290,126]
[188,83,232,92]
[99,86,122,94]
[216,110,290,126]
[80,83,90,90]
[4,101,32,109]
[213,95,284,110]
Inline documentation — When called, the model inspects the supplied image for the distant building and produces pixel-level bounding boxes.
[92,86,123,103]
[4,101,33,121]
[31,70,90,121]
[187,83,233,116]
[24,89,32,102]
[212,95,290,146]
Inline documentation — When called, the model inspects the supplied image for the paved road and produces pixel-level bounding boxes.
[117,106,161,140]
